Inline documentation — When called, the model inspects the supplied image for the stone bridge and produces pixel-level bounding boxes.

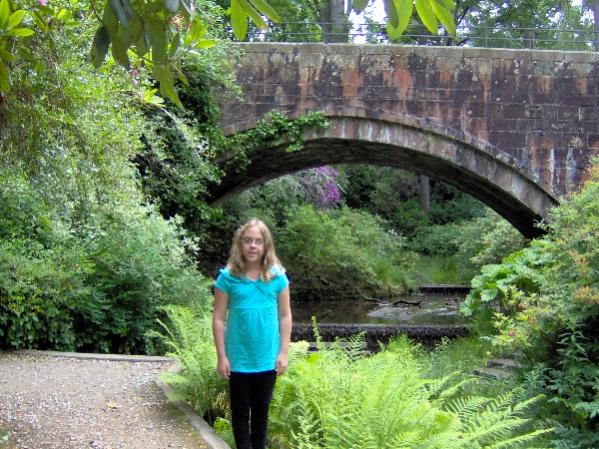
[214,43,599,237]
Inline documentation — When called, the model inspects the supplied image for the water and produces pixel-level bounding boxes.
[292,294,468,326]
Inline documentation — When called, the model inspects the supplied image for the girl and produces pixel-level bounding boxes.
[212,218,292,449]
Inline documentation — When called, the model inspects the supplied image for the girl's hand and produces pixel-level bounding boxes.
[217,356,231,379]
[276,353,288,376]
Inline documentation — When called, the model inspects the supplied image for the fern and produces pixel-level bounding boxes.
[159,310,553,449]
[268,337,553,449]
[153,304,229,419]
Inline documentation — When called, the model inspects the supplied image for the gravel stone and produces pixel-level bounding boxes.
[0,352,208,449]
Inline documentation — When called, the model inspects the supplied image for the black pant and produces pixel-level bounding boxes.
[229,370,277,449]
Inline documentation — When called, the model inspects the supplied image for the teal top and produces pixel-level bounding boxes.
[215,266,289,373]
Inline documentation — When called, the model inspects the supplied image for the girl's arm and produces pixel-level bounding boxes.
[276,286,292,376]
[213,288,230,379]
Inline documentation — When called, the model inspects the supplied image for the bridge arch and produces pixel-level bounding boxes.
[210,115,558,238]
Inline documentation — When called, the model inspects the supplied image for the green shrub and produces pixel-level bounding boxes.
[78,200,209,353]
[412,255,464,284]
[411,222,462,256]
[277,205,417,301]
[0,173,210,353]
[463,161,599,442]
[455,210,527,275]
[0,175,88,350]
[0,3,214,354]
[410,210,526,282]
[0,238,87,350]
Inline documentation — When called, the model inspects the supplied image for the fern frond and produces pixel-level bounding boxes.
[485,427,554,449]
[444,395,492,420]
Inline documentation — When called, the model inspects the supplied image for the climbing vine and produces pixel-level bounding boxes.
[223,110,330,172]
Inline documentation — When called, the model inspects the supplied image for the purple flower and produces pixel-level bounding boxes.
[298,166,342,209]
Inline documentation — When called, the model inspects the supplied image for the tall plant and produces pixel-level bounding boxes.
[265,336,551,448]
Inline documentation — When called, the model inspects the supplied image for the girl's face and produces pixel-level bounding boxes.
[240,226,265,265]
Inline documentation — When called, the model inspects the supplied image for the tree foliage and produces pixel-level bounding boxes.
[0,1,457,106]
[0,2,211,354]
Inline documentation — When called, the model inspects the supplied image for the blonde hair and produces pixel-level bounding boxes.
[227,218,283,282]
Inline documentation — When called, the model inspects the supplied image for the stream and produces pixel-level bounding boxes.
[291,293,468,326]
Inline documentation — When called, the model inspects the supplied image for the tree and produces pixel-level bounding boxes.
[584,0,599,49]
[455,0,591,50]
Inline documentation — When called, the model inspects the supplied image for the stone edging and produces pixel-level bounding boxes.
[156,363,231,449]
[15,350,231,449]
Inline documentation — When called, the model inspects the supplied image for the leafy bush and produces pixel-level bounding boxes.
[277,205,417,301]
[0,174,88,350]
[410,210,527,283]
[460,241,552,339]
[0,175,210,353]
[455,210,527,275]
[463,161,599,443]
[0,238,87,350]
[411,221,462,256]
[78,200,209,354]
[340,165,486,239]
[0,6,213,354]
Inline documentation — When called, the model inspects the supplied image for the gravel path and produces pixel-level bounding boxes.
[0,351,208,449]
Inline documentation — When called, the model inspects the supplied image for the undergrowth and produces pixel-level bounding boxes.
[159,308,554,448]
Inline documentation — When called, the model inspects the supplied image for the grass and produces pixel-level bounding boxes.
[413,254,473,285]
[0,429,16,449]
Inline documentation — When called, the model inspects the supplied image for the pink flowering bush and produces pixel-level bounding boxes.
[297,166,342,209]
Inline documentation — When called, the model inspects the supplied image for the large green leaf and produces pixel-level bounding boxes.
[0,60,9,91]
[0,0,10,29]
[437,0,455,8]
[153,63,182,108]
[194,39,216,49]
[431,0,455,35]
[5,28,34,37]
[135,31,149,57]
[90,26,110,68]
[111,37,130,69]
[110,0,129,27]
[6,10,26,31]
[415,0,438,33]
[127,15,143,44]
[102,1,119,37]
[237,0,267,29]
[169,32,181,57]
[147,20,168,65]
[387,0,413,40]
[352,0,370,13]
[187,17,207,43]
[383,0,399,28]
[231,0,248,41]
[249,0,280,22]
[116,23,132,48]
[31,8,49,32]
[0,46,14,62]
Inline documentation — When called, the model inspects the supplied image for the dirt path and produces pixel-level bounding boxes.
[0,351,209,449]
